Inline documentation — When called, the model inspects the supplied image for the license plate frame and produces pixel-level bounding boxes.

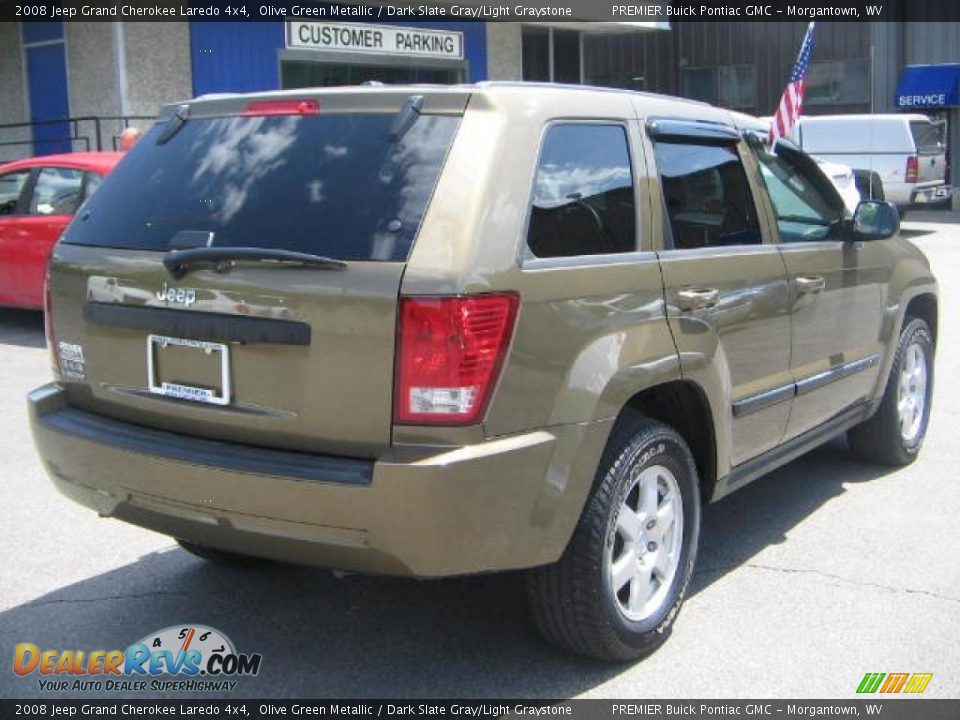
[147,334,231,406]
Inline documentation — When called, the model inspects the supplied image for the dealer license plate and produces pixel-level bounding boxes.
[147,334,231,406]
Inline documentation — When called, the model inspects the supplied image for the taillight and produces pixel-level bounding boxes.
[906,155,919,183]
[44,271,59,378]
[242,99,320,116]
[394,293,519,426]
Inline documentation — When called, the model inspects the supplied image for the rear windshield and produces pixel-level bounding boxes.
[910,121,945,154]
[62,112,459,262]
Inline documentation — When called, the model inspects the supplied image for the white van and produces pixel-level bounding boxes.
[789,114,950,213]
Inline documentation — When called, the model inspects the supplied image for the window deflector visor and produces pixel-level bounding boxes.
[647,118,741,145]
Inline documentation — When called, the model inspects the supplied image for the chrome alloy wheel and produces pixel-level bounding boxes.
[898,341,928,444]
[607,464,684,622]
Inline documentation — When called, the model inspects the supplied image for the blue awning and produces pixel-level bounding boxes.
[896,64,960,109]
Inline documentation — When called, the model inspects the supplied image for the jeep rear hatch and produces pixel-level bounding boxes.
[50,90,466,457]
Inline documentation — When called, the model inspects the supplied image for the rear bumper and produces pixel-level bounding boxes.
[887,182,953,209]
[29,384,610,577]
[909,183,952,207]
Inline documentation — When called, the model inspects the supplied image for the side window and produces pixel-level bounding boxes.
[527,123,636,259]
[84,171,103,201]
[0,171,31,216]
[749,139,843,243]
[653,140,761,250]
[29,167,85,216]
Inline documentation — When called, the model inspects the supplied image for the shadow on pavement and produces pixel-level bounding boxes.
[0,308,45,349]
[694,438,885,589]
[0,438,893,699]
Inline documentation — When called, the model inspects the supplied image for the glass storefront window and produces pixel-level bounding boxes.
[718,65,757,110]
[587,73,646,91]
[805,59,870,106]
[682,67,718,105]
[522,26,550,82]
[281,61,462,89]
[682,65,757,110]
[521,26,582,84]
[553,29,581,84]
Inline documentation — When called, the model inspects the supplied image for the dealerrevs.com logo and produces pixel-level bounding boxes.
[13,624,262,693]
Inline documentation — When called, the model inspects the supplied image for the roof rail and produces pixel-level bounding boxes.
[474,80,711,106]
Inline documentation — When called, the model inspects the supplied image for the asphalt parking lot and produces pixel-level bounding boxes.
[1,218,958,700]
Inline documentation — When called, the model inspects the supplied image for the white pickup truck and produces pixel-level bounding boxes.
[789,114,951,214]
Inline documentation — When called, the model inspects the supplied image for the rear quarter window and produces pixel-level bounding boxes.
[0,170,30,215]
[62,112,460,262]
[525,123,636,259]
[910,121,945,154]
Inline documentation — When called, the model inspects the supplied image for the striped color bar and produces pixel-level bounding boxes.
[857,672,933,694]
[879,673,909,693]
[857,673,886,694]
[903,673,934,694]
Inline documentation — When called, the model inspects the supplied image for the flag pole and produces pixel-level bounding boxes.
[769,21,816,150]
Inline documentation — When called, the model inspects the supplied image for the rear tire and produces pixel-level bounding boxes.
[525,416,700,661]
[176,539,270,568]
[848,317,934,466]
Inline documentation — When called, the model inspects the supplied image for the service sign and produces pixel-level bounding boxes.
[287,21,464,60]
[897,93,948,109]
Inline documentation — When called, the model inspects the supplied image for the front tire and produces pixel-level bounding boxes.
[525,416,701,661]
[848,317,934,466]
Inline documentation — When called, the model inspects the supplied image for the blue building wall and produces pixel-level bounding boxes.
[21,22,71,156]
[21,21,65,44]
[190,20,487,97]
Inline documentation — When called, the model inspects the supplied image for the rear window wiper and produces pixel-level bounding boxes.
[163,246,348,279]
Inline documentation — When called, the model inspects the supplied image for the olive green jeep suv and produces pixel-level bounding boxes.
[29,84,938,660]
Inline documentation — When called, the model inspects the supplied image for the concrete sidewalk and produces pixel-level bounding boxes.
[904,209,960,224]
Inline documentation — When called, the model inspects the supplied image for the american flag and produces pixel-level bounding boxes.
[770,22,816,144]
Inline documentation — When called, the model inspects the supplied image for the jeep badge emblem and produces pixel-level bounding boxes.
[156,281,197,307]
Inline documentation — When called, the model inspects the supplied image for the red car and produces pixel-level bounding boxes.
[0,152,123,309]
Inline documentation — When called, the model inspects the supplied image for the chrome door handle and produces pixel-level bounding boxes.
[676,287,720,310]
[794,275,826,293]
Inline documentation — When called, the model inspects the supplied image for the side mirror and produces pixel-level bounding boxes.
[851,200,900,241]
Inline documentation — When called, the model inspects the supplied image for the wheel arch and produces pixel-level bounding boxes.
[868,285,938,421]
[617,380,718,504]
[905,292,938,347]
